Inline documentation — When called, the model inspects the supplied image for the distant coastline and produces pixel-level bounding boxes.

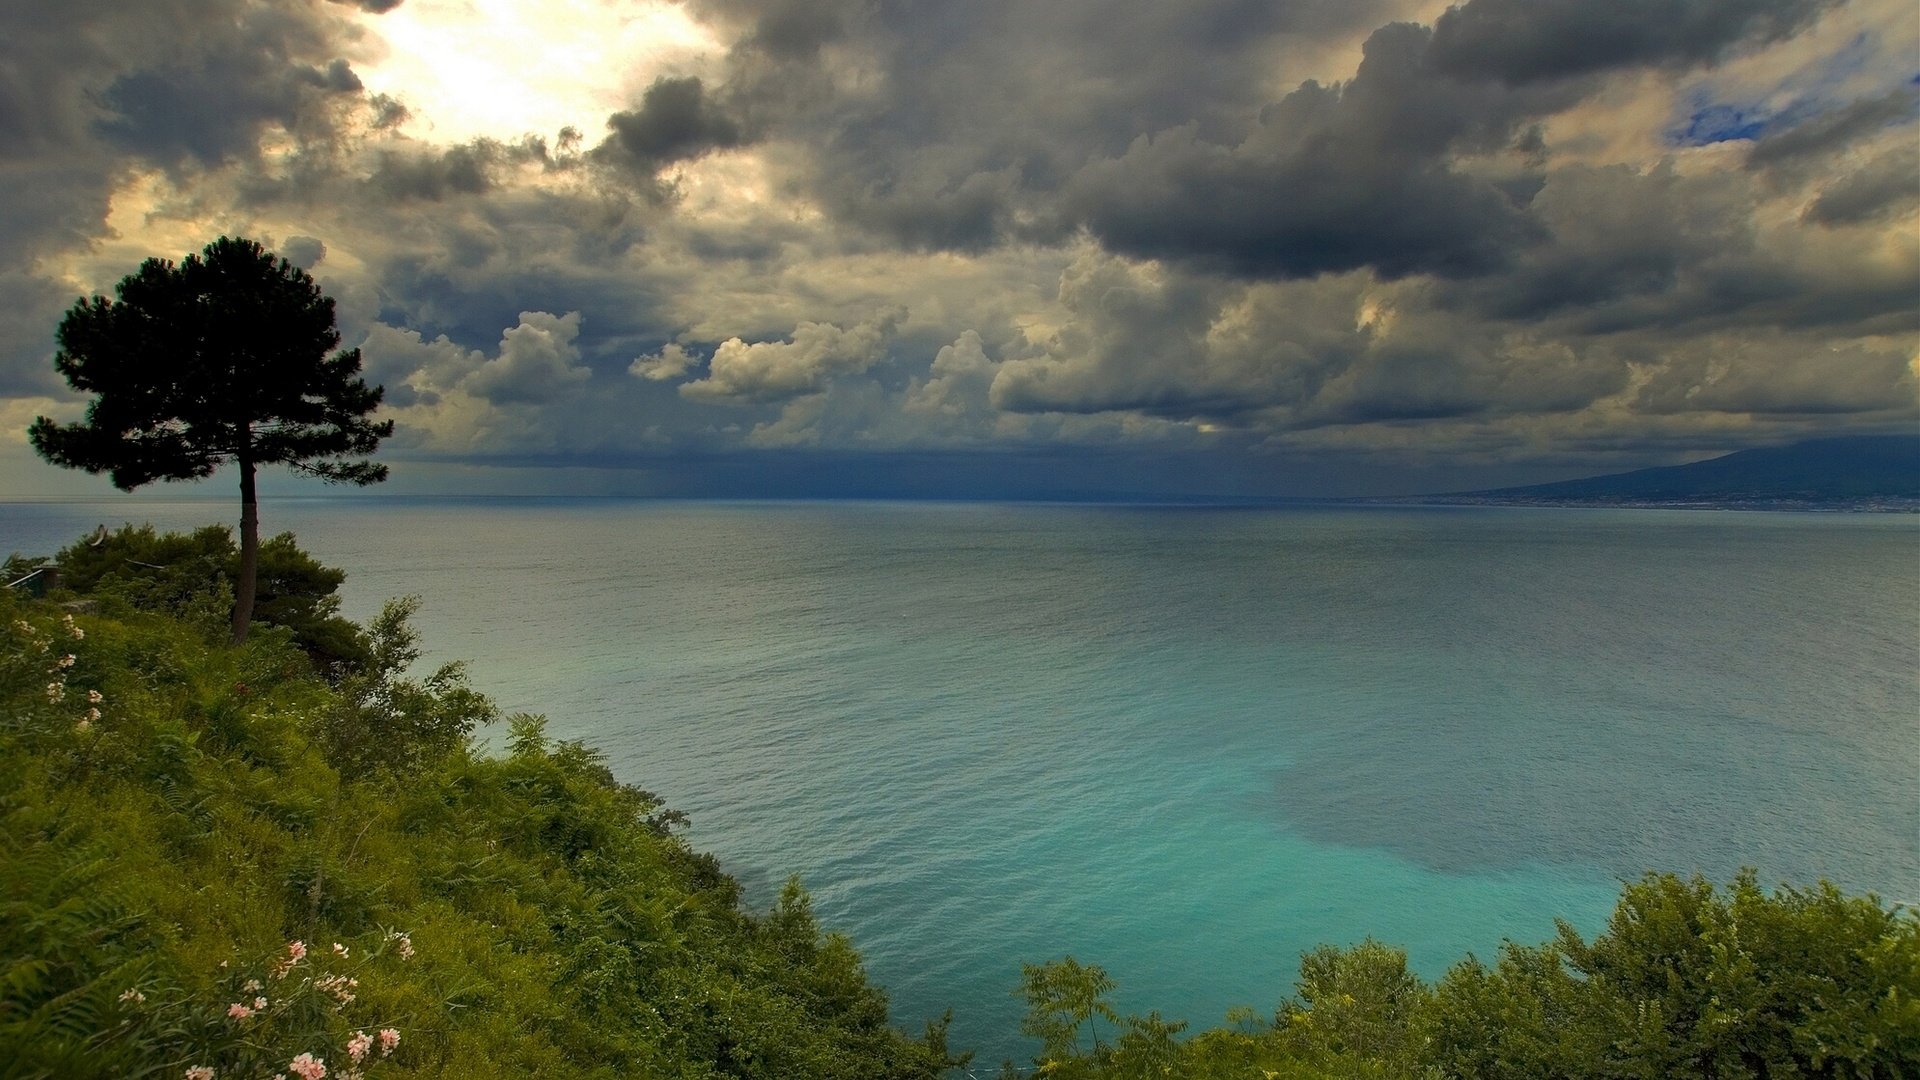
[1380,434,1920,512]
[1367,494,1920,512]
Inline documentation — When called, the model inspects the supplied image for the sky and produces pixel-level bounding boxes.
[1,0,1915,499]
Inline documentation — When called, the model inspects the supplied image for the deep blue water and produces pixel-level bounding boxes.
[5,499,1916,1064]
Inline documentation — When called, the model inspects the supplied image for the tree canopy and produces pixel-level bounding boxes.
[29,237,390,643]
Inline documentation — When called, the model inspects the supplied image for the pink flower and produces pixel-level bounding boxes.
[184,1067,215,1080]
[346,1031,372,1064]
[57,653,75,669]
[377,1028,399,1056]
[273,940,308,979]
[287,1052,326,1080]
[332,942,348,957]
[86,689,103,704]
[255,996,268,1009]
[314,973,357,1005]
[242,979,262,992]
[226,1002,253,1020]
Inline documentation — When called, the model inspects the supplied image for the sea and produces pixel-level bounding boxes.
[4,498,1916,1065]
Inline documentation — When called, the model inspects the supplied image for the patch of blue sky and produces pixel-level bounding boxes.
[1665,32,1899,148]
[1665,88,1832,147]
[1670,102,1772,145]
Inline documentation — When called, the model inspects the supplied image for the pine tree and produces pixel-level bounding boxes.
[30,236,391,644]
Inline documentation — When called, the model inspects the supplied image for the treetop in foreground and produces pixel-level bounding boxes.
[30,236,388,489]
[1008,872,1917,1079]
[29,236,391,644]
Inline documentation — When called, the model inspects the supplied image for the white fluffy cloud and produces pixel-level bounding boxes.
[630,342,695,381]
[355,310,596,453]
[362,310,591,407]
[673,308,906,403]
[464,311,591,403]
[905,331,996,419]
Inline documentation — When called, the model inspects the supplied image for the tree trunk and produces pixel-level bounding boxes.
[232,457,258,645]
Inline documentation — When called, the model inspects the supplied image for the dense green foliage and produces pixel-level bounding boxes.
[1003,883,1917,1079]
[0,542,961,1079]
[16,523,373,676]
[4,527,1914,1079]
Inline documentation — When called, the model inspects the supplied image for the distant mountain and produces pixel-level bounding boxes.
[1428,435,1920,509]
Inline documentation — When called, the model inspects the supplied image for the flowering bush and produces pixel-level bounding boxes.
[119,933,410,1080]
[4,611,99,737]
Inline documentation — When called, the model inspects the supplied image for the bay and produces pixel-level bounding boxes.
[5,498,1916,1064]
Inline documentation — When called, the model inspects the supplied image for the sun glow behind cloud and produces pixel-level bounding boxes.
[351,0,718,144]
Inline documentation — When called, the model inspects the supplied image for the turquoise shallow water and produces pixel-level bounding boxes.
[4,499,1916,1063]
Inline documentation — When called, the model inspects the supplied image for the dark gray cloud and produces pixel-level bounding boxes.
[0,0,381,394]
[1058,0,1857,283]
[1452,163,1744,322]
[1062,20,1569,279]
[368,144,499,201]
[0,1,171,264]
[0,270,75,396]
[279,234,327,268]
[676,0,1398,252]
[1804,143,1920,224]
[363,136,572,203]
[1427,0,1844,84]
[1430,160,1918,340]
[733,0,849,61]
[673,0,1851,282]
[99,58,360,167]
[93,6,364,169]
[595,76,744,182]
[0,0,373,239]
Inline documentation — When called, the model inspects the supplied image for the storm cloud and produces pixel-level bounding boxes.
[0,0,1913,496]
[1425,0,1844,84]
[595,76,745,183]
